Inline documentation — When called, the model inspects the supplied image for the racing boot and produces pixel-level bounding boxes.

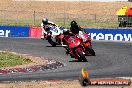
[41,35,45,40]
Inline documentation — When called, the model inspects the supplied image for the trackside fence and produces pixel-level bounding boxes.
[0,10,120,28]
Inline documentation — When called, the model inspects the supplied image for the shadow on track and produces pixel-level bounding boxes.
[46,45,65,47]
[69,60,88,62]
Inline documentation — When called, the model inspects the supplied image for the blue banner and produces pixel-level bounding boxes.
[0,26,29,37]
[84,28,132,41]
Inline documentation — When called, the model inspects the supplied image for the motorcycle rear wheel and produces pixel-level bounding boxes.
[87,46,95,56]
[48,38,57,47]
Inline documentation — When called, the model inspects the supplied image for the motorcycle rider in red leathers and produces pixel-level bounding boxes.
[63,20,86,57]
[70,20,84,35]
[41,17,58,39]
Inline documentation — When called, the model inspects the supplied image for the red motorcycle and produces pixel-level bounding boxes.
[79,33,95,56]
[64,34,88,62]
[64,32,95,62]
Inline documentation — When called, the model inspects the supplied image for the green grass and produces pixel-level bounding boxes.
[0,51,32,68]
[85,22,119,28]
[0,18,119,28]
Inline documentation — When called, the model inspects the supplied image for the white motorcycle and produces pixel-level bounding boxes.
[45,26,66,47]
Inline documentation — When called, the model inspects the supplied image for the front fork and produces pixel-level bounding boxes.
[75,47,85,59]
[66,46,85,59]
[56,34,64,45]
[65,47,76,58]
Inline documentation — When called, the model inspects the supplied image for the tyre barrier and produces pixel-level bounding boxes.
[0,60,64,75]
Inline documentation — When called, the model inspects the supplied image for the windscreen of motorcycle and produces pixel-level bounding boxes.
[79,33,89,42]
[50,27,61,36]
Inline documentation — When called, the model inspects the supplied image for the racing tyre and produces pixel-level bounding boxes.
[47,37,57,47]
[87,46,95,56]
[78,51,87,62]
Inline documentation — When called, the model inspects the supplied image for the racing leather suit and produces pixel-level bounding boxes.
[41,21,58,38]
[70,25,85,40]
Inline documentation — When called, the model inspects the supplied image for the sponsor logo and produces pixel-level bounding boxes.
[0,30,10,37]
[79,67,131,86]
[89,33,132,41]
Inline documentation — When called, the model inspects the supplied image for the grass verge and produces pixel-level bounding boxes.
[0,18,119,28]
[0,51,32,68]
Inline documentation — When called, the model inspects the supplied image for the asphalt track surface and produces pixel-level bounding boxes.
[0,38,132,82]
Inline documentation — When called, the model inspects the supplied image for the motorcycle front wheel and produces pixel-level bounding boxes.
[78,51,87,62]
[47,37,57,47]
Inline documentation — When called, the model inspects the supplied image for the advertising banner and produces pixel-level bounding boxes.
[0,26,29,37]
[84,28,132,41]
[29,27,43,38]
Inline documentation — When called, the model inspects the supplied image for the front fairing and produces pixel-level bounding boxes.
[49,27,61,36]
[79,33,91,42]
[67,36,81,49]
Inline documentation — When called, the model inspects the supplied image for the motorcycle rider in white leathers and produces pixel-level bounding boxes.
[41,18,65,45]
[41,17,58,39]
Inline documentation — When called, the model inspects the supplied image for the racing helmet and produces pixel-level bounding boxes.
[70,20,79,34]
[42,17,48,24]
[70,20,77,28]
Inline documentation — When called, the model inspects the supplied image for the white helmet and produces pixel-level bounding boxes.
[42,17,48,24]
